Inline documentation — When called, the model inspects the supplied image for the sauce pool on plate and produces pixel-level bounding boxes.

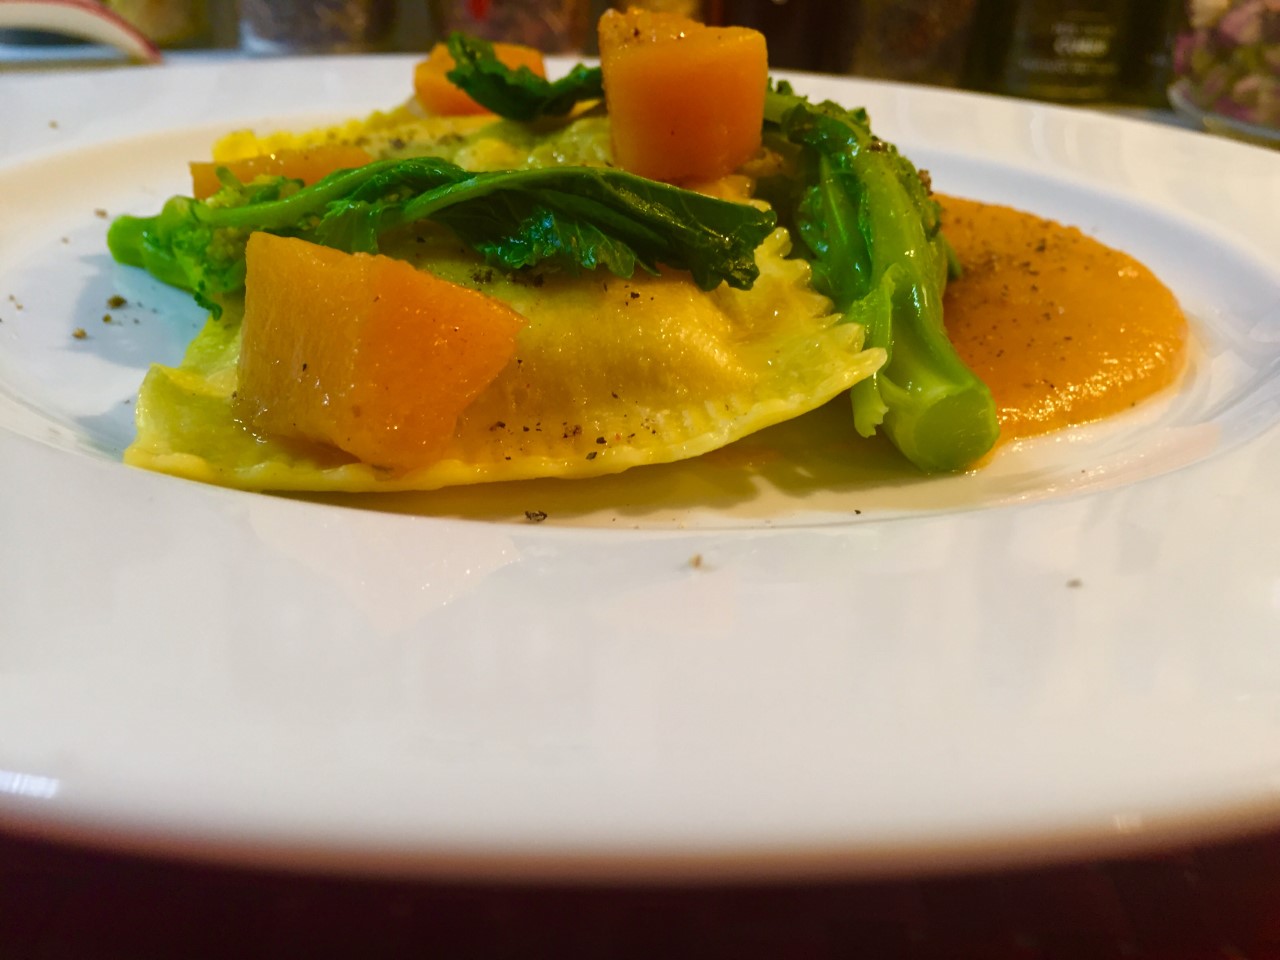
[940,196,1188,442]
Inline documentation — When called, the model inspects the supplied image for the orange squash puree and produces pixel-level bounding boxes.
[940,196,1187,441]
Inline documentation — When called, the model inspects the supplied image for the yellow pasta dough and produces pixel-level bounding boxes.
[123,111,884,492]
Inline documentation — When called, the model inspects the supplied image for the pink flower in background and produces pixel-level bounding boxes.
[1217,0,1263,43]
[1174,0,1280,129]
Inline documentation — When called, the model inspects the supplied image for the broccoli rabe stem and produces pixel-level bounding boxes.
[763,86,999,473]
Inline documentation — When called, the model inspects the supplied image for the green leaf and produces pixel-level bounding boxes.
[444,33,604,122]
[108,157,777,308]
[402,165,773,291]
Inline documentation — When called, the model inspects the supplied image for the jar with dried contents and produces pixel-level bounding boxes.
[240,0,395,53]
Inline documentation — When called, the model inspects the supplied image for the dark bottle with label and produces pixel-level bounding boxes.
[967,0,1133,102]
[1117,0,1184,105]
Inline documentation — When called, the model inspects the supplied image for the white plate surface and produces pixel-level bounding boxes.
[2,57,1280,880]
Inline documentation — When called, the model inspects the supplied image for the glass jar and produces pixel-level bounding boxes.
[849,0,979,85]
[239,0,395,54]
[1172,0,1279,130]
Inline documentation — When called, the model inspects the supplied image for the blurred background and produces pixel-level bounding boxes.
[2,0,1276,132]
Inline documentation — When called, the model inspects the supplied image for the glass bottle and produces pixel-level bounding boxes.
[996,0,1134,101]
[712,0,854,72]
[1117,0,1184,104]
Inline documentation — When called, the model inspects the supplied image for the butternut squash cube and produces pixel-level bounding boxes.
[598,7,768,184]
[237,233,525,470]
[190,144,373,199]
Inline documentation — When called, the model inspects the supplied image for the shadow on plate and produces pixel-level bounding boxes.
[289,400,930,526]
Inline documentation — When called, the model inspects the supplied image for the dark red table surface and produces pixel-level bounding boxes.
[5,824,1280,959]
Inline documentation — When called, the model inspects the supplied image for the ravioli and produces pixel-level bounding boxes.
[126,227,879,491]
[123,112,883,492]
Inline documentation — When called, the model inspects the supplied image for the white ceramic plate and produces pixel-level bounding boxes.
[2,56,1280,880]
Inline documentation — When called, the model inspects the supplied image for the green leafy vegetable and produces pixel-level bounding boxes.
[108,156,777,315]
[444,33,604,121]
[760,81,998,473]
